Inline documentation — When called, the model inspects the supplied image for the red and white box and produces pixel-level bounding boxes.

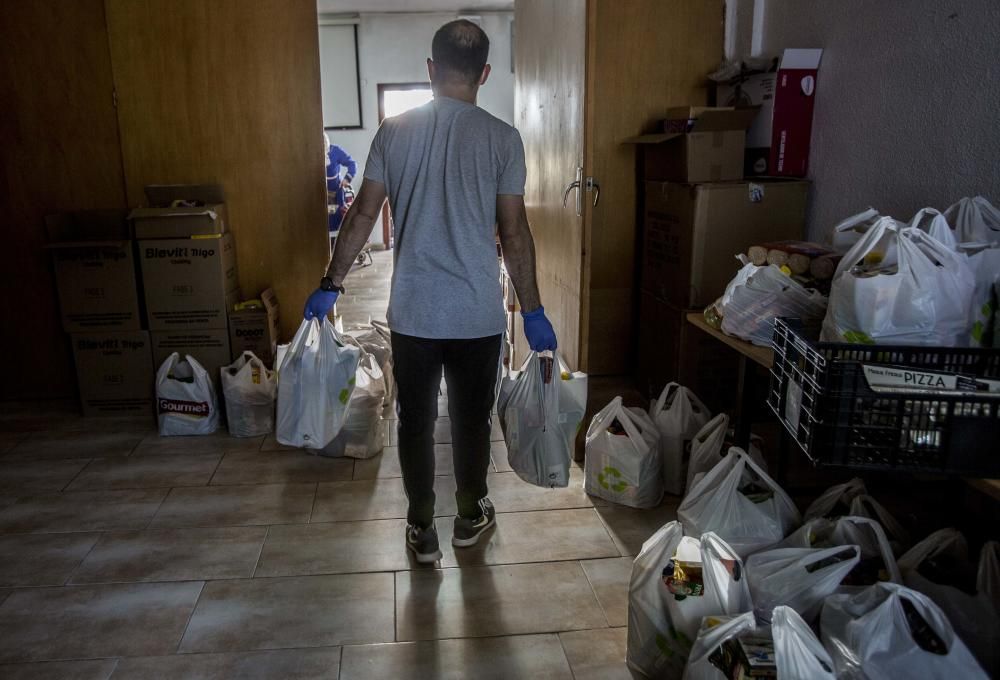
[719,49,823,177]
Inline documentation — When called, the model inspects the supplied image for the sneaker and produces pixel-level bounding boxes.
[452,497,497,548]
[406,522,442,564]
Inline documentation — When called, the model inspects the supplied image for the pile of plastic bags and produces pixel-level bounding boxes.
[625,447,997,679]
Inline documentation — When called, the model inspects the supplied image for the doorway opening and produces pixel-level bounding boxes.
[377,82,433,247]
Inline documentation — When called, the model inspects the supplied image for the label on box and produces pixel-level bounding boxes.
[862,364,1000,396]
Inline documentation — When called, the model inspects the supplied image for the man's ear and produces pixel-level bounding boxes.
[427,58,436,82]
[479,63,492,86]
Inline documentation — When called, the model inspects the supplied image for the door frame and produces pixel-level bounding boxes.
[376,82,432,248]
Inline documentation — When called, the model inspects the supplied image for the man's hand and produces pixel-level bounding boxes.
[341,176,353,188]
[303,288,339,320]
[522,306,557,352]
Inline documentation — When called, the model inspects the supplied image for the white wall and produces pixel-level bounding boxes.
[728,0,1000,241]
[323,12,515,241]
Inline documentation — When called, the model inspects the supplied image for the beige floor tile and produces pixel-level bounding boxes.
[486,468,595,513]
[439,509,619,568]
[0,581,204,662]
[210,452,353,486]
[259,433,299,452]
[108,647,340,679]
[490,440,512,472]
[559,627,630,680]
[0,533,101,586]
[0,489,168,534]
[0,432,29,455]
[132,432,264,456]
[150,484,315,529]
[0,659,119,680]
[67,455,221,490]
[70,526,267,584]
[395,561,607,641]
[352,445,454,480]
[312,477,457,522]
[4,430,145,460]
[255,519,410,577]
[593,503,677,557]
[340,634,573,680]
[580,557,632,627]
[179,573,395,653]
[0,459,90,492]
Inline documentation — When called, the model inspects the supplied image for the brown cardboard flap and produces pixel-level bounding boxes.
[624,132,684,145]
[144,183,225,207]
[129,206,223,220]
[45,210,131,243]
[687,108,758,132]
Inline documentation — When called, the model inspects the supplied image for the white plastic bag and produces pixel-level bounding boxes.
[678,447,800,559]
[719,262,828,347]
[898,530,1000,676]
[685,414,767,494]
[944,196,1000,244]
[221,352,276,437]
[681,612,758,680]
[321,349,386,459]
[498,352,587,488]
[849,493,909,554]
[832,207,882,254]
[771,605,836,680]
[156,353,219,436]
[747,544,861,624]
[820,582,988,679]
[804,477,867,520]
[909,207,958,249]
[627,522,752,679]
[822,221,976,346]
[649,383,710,496]
[962,244,1000,346]
[345,324,394,403]
[584,397,663,508]
[275,318,361,449]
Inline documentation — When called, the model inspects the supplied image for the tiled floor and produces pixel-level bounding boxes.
[0,250,677,678]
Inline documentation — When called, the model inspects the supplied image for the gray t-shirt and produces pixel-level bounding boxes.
[363,96,527,339]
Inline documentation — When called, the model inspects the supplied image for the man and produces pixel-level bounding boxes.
[324,133,357,237]
[304,20,557,563]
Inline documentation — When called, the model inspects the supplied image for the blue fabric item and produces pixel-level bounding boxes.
[327,144,357,192]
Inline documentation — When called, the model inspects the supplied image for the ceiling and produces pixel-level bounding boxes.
[317,0,513,13]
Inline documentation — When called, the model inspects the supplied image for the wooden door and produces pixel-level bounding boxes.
[514,0,587,371]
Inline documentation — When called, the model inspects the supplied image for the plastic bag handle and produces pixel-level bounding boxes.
[838,515,903,583]
[585,396,645,450]
[898,528,967,573]
[798,544,861,571]
[833,215,900,280]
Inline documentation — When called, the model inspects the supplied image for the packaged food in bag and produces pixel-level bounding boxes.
[221,352,276,437]
[771,606,836,680]
[649,383,710,496]
[898,530,1000,676]
[681,612,758,680]
[820,582,988,679]
[275,318,361,449]
[584,396,663,508]
[821,221,976,346]
[685,414,767,494]
[803,477,867,520]
[498,352,586,488]
[747,544,861,624]
[678,447,800,559]
[320,348,386,459]
[627,522,752,679]
[156,353,219,436]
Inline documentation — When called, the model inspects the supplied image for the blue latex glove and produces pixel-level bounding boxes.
[303,288,339,320]
[522,306,558,352]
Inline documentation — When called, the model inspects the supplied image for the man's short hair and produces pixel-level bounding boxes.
[431,20,490,85]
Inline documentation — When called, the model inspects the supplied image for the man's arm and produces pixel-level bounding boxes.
[497,194,557,351]
[326,179,387,286]
[496,194,541,312]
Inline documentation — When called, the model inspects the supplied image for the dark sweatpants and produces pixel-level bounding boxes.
[391,331,502,528]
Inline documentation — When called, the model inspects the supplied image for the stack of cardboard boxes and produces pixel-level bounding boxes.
[627,50,821,408]
[131,185,239,391]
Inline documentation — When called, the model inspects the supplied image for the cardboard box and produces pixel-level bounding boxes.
[45,211,143,333]
[641,179,809,308]
[129,184,228,239]
[718,49,823,177]
[139,232,239,331]
[151,328,232,390]
[228,288,280,366]
[71,331,155,417]
[626,107,757,182]
[636,293,739,414]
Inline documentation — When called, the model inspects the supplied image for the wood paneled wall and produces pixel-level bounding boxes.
[0,0,128,400]
[105,0,328,341]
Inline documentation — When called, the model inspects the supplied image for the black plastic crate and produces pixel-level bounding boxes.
[768,318,1000,476]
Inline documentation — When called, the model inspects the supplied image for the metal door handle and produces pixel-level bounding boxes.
[587,178,600,207]
[562,181,580,209]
